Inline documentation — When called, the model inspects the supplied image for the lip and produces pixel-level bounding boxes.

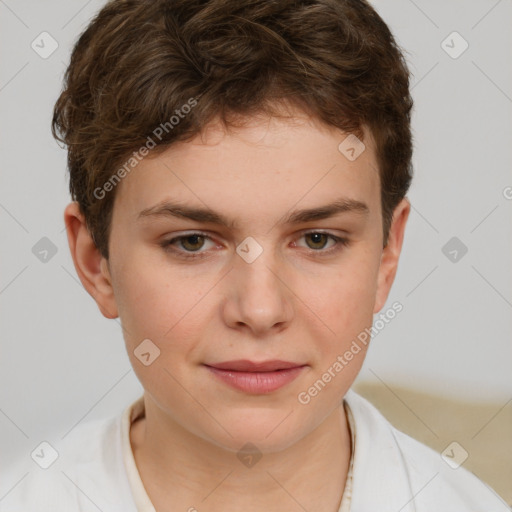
[204,360,307,394]
[207,359,303,372]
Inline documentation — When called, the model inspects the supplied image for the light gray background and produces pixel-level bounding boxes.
[1,0,511,483]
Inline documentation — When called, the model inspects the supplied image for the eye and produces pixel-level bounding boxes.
[161,232,216,258]
[295,231,349,255]
[161,230,349,260]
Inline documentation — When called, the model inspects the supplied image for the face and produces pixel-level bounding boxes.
[69,110,409,453]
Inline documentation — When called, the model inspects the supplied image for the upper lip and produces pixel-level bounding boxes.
[205,360,305,372]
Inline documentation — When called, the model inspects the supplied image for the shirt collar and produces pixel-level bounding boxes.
[344,388,417,511]
[120,395,156,512]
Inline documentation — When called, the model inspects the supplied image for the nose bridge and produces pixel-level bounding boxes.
[225,235,292,331]
[237,236,284,301]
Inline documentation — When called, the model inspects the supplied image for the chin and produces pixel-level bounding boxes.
[198,407,314,455]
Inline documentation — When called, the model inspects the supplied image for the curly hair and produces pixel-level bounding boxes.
[52,0,413,258]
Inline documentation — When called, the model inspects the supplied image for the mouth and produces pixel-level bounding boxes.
[203,360,308,394]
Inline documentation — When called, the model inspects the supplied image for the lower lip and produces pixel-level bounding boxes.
[205,365,306,394]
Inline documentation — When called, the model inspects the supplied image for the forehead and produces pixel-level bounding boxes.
[112,113,380,224]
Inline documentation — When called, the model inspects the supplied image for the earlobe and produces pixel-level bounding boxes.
[374,198,410,313]
[64,202,118,319]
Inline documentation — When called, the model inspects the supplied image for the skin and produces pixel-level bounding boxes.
[65,108,410,511]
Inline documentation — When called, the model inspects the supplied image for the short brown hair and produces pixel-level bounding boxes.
[52,0,413,258]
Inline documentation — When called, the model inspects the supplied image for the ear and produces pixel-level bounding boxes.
[64,202,118,319]
[374,198,410,313]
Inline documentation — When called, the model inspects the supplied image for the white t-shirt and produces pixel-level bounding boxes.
[0,390,507,511]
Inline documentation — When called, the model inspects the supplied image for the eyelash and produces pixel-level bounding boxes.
[160,231,349,260]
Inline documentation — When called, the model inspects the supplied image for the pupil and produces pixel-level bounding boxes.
[184,235,203,251]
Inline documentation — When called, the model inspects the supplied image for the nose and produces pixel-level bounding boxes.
[221,247,293,337]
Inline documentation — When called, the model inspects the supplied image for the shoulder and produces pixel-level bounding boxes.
[390,427,507,510]
[0,410,136,512]
[344,389,509,511]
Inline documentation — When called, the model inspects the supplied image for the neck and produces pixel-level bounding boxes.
[130,396,352,512]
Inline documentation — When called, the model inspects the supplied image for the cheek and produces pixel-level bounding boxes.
[111,257,211,393]
[304,248,380,342]
[296,252,379,396]
[111,251,203,346]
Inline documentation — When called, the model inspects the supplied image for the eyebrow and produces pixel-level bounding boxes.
[137,197,369,228]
